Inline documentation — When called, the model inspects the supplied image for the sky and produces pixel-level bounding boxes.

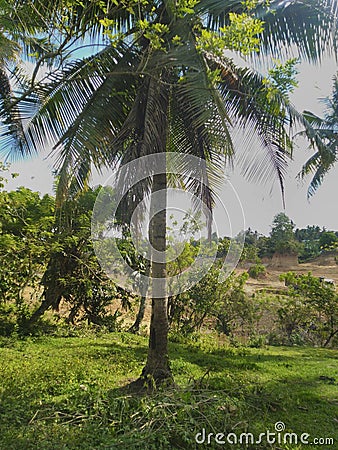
[227,55,338,235]
[2,53,338,236]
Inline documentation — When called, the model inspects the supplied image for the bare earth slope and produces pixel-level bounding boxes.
[240,256,338,295]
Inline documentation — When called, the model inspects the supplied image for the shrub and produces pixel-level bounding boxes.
[277,272,338,346]
[247,263,266,279]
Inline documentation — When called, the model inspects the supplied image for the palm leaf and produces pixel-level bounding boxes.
[24,43,140,201]
[258,0,338,61]
[208,55,296,202]
[0,65,29,156]
[297,109,337,197]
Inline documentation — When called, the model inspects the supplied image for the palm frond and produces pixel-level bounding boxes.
[296,109,337,197]
[258,0,338,61]
[208,55,296,202]
[0,65,29,156]
[112,72,171,228]
[170,74,230,234]
[23,43,140,201]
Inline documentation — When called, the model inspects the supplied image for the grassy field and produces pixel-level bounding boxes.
[0,332,337,449]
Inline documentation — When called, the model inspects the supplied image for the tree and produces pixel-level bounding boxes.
[298,73,338,196]
[295,225,322,261]
[279,272,338,347]
[2,0,338,385]
[0,183,55,331]
[319,230,338,250]
[28,187,120,328]
[269,212,301,256]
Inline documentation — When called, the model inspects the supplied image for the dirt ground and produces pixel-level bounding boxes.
[241,257,338,295]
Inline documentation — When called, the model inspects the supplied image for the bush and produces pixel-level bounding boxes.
[247,264,266,279]
[277,272,338,347]
[0,304,17,336]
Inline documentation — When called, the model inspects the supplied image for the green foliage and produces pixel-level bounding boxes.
[319,231,338,250]
[176,0,199,17]
[0,187,54,306]
[0,181,126,335]
[220,11,264,55]
[42,187,119,327]
[269,212,302,256]
[168,265,257,339]
[278,272,338,346]
[247,263,266,279]
[263,58,299,99]
[296,225,322,261]
[196,5,265,58]
[0,333,337,449]
[241,243,260,262]
[138,19,170,50]
[216,236,230,257]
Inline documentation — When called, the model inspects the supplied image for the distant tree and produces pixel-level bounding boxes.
[319,231,338,250]
[295,225,322,242]
[269,212,301,256]
[257,235,274,258]
[244,228,260,246]
[295,225,322,261]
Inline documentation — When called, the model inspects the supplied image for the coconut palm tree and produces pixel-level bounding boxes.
[298,73,338,196]
[1,0,337,384]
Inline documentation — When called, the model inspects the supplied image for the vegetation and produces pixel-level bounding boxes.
[0,0,338,447]
[1,0,337,384]
[1,179,337,350]
[0,333,337,449]
[279,272,338,347]
[247,263,266,279]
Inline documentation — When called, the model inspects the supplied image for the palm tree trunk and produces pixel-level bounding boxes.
[141,171,172,384]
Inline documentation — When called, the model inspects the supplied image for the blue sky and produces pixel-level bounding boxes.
[3,53,338,236]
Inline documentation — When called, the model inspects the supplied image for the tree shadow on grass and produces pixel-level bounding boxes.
[1,339,337,450]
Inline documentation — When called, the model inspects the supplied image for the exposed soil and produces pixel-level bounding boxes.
[242,256,338,295]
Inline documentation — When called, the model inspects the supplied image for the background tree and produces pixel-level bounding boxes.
[28,187,120,328]
[279,272,338,347]
[269,212,302,256]
[0,183,54,333]
[295,225,322,261]
[319,230,338,251]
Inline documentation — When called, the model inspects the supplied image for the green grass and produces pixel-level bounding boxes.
[0,332,337,449]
